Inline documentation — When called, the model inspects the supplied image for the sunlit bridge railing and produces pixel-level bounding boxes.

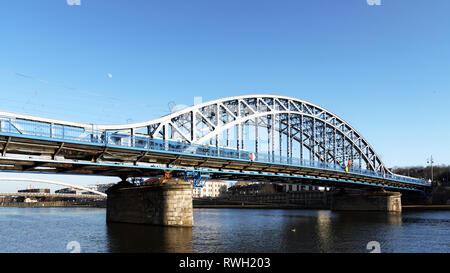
[0,117,430,187]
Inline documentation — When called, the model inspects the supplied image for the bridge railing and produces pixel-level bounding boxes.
[0,116,430,187]
[0,117,94,142]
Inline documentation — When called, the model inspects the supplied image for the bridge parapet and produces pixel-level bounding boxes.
[0,115,429,188]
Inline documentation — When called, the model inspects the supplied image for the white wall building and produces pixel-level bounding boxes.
[55,187,91,195]
[193,180,229,198]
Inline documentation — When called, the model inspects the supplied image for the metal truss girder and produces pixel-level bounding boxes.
[193,110,380,171]
[1,95,388,174]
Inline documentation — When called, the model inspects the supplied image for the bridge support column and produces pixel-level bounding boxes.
[331,191,402,212]
[106,180,193,227]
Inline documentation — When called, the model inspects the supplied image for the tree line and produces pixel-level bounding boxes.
[392,165,450,186]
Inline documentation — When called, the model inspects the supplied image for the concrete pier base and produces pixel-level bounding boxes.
[106,180,193,227]
[331,191,402,212]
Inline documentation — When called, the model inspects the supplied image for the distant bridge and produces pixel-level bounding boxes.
[0,94,430,192]
[0,178,107,196]
[0,192,106,199]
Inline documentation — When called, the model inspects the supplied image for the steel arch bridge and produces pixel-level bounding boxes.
[0,94,430,192]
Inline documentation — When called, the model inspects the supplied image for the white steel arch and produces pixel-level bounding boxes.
[96,95,389,173]
[0,95,390,174]
[0,178,107,196]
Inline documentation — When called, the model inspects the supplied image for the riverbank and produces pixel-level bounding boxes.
[194,191,331,210]
[193,198,450,210]
[2,201,449,210]
[193,203,450,210]
[193,198,329,209]
[402,205,450,211]
[193,203,313,209]
[0,201,106,208]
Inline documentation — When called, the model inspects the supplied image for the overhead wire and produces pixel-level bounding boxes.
[0,66,171,124]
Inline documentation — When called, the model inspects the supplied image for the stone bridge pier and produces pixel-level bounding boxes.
[331,190,402,212]
[106,179,193,227]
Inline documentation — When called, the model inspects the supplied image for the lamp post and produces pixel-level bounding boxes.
[427,155,434,185]
[447,165,449,186]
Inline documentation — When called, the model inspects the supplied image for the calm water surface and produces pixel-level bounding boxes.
[0,207,448,253]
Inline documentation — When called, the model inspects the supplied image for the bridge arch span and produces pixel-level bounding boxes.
[0,94,391,175]
[98,95,389,174]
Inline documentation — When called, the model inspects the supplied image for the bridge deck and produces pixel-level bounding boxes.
[0,132,429,192]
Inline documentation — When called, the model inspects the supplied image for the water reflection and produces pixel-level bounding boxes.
[253,210,407,253]
[387,212,403,225]
[321,212,404,253]
[334,211,402,225]
[106,222,193,253]
[190,209,412,253]
[316,210,332,252]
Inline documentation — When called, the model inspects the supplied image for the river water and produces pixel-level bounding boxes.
[0,207,448,253]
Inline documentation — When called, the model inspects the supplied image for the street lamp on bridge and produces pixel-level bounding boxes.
[427,155,434,186]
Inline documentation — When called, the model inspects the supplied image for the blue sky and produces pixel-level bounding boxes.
[0,0,449,192]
